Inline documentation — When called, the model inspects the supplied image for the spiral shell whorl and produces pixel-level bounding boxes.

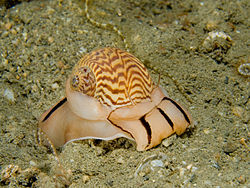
[71,48,154,108]
[70,65,96,97]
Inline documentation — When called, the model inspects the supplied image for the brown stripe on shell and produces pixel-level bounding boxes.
[95,86,134,106]
[128,76,152,95]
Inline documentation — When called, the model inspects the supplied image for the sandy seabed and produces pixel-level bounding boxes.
[0,0,249,187]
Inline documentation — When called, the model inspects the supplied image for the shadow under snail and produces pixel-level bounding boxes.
[39,47,192,151]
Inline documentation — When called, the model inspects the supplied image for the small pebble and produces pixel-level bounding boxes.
[162,135,176,148]
[77,30,84,34]
[232,106,244,117]
[237,175,246,184]
[11,29,17,35]
[204,180,212,185]
[138,171,146,177]
[47,7,55,15]
[142,175,149,181]
[2,59,8,66]
[23,32,28,41]
[150,160,164,168]
[82,175,90,183]
[5,22,12,30]
[179,168,185,177]
[212,161,221,170]
[29,160,37,166]
[22,72,28,78]
[186,164,193,170]
[48,36,54,43]
[202,31,232,51]
[51,83,59,90]
[79,47,87,53]
[117,157,124,164]
[3,88,16,103]
[191,166,198,172]
[57,61,65,69]
[223,141,238,154]
[164,161,169,167]
[32,84,39,92]
[238,63,250,77]
[205,20,217,31]
[203,128,210,134]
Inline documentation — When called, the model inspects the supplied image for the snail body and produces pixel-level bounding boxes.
[39,48,191,151]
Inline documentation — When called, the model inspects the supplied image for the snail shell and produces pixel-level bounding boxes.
[69,48,153,107]
[39,47,192,151]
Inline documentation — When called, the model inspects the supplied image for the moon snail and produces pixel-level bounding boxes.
[39,47,192,151]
